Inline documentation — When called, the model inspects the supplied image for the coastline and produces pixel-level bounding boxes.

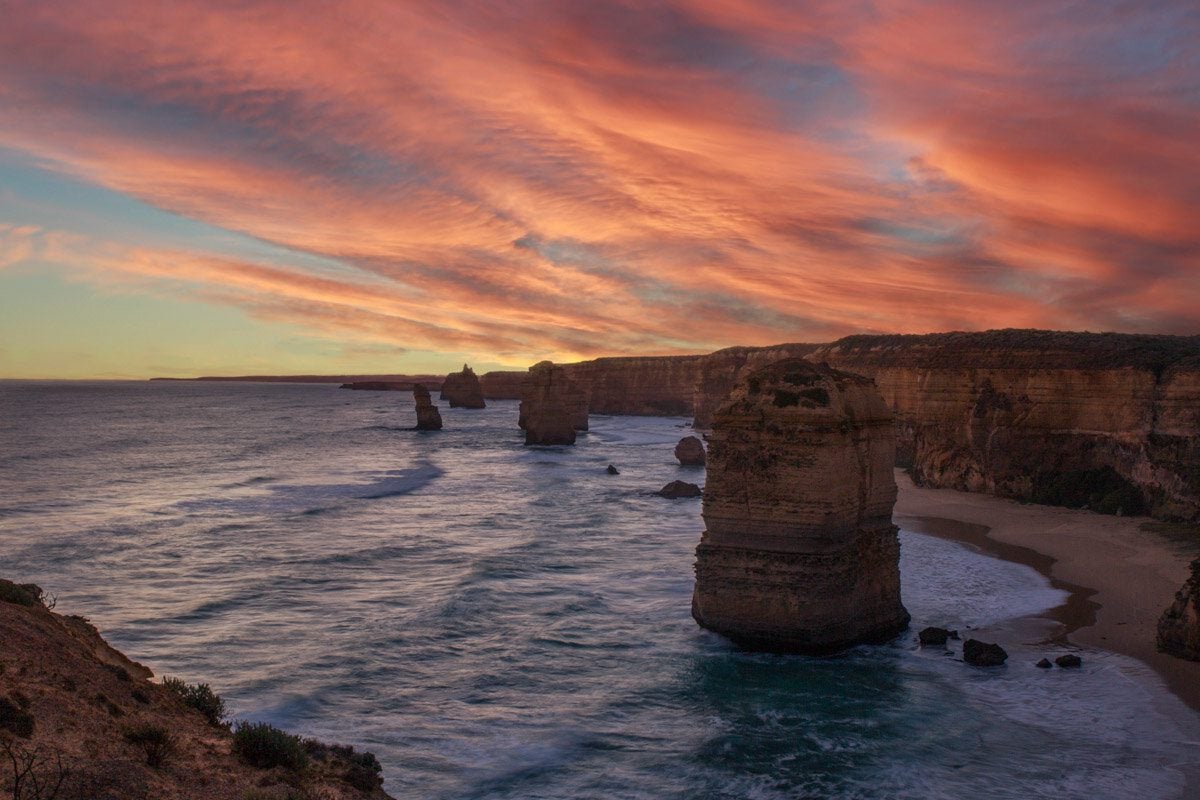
[895,469,1200,712]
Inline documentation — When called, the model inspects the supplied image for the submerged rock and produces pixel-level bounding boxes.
[519,362,586,445]
[1158,559,1200,661]
[691,359,910,653]
[674,436,706,466]
[440,364,486,409]
[658,480,701,499]
[606,464,620,475]
[918,627,952,647]
[963,639,1008,666]
[1055,654,1082,668]
[413,384,443,431]
[1036,658,1053,669]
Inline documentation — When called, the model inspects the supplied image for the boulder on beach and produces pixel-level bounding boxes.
[674,435,706,466]
[658,480,701,499]
[1036,658,1052,669]
[918,627,954,647]
[440,364,486,409]
[413,384,443,431]
[1158,559,1200,661]
[963,639,1008,666]
[691,359,909,653]
[1055,654,1082,668]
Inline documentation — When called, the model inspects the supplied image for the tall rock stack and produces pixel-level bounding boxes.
[692,359,909,653]
[440,364,486,408]
[519,361,586,445]
[412,384,443,430]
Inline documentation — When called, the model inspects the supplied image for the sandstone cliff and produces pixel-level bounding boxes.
[479,370,527,400]
[0,579,392,800]
[692,359,909,653]
[811,331,1200,522]
[439,364,486,408]
[519,362,586,445]
[541,330,1200,521]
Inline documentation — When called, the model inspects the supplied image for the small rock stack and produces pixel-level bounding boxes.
[440,364,486,409]
[412,384,443,431]
[692,359,909,653]
[1158,559,1200,661]
[519,361,588,445]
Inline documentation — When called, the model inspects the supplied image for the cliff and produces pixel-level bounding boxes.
[0,579,393,800]
[439,365,485,408]
[542,330,1200,521]
[1158,559,1200,661]
[691,360,909,652]
[811,331,1200,522]
[479,371,527,400]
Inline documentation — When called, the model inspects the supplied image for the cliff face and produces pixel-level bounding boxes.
[439,364,486,408]
[480,370,527,400]
[811,332,1200,521]
[561,355,712,416]
[0,580,392,800]
[692,360,909,652]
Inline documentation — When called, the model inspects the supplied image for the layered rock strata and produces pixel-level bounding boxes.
[692,359,910,653]
[519,362,585,445]
[1158,559,1200,661]
[440,364,486,408]
[412,384,443,431]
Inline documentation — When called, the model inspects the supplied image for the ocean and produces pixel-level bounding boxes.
[1,380,1196,799]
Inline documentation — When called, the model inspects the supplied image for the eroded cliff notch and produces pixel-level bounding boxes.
[692,359,909,653]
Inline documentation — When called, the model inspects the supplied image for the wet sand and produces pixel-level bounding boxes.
[895,470,1200,713]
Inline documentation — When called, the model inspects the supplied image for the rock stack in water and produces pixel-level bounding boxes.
[691,359,909,652]
[519,362,586,445]
[1158,559,1200,660]
[440,364,486,408]
[413,384,443,430]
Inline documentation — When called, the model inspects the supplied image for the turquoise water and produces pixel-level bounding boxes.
[1,381,1196,799]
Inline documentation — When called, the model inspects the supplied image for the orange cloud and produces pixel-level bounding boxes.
[0,0,1196,371]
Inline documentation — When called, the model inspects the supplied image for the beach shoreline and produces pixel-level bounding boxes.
[895,470,1200,710]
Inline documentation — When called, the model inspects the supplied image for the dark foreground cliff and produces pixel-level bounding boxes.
[0,580,394,800]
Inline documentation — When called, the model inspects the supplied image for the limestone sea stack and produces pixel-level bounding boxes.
[440,364,486,408]
[519,361,586,445]
[691,359,909,653]
[413,384,443,430]
[1158,559,1200,661]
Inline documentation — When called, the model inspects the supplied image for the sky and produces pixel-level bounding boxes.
[0,1,1197,378]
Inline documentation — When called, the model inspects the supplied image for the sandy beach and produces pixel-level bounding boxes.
[895,470,1200,713]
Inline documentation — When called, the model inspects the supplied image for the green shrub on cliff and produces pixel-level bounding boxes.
[162,677,226,727]
[233,722,308,771]
[123,722,177,767]
[0,580,49,608]
[1031,467,1147,516]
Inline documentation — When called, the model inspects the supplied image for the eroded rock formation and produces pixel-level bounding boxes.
[413,384,443,431]
[1158,559,1200,661]
[519,362,585,445]
[674,436,706,466]
[440,364,486,408]
[692,359,909,653]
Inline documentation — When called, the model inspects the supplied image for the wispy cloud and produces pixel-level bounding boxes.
[0,0,1196,369]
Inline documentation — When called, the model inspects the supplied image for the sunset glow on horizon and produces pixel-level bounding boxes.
[1,0,1197,378]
